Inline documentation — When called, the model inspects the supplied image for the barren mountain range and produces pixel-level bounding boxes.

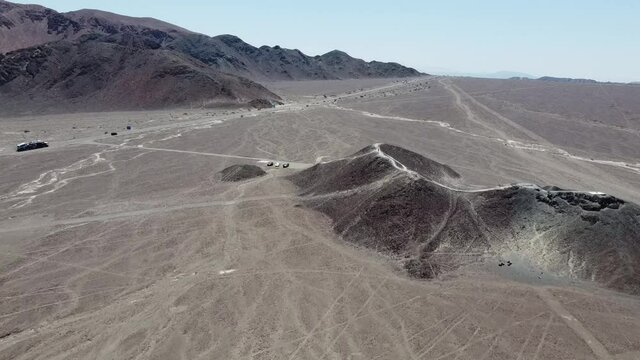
[0,0,421,114]
[290,144,640,295]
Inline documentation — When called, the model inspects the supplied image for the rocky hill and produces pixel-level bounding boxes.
[0,2,191,53]
[0,1,421,114]
[0,31,280,114]
[0,1,282,114]
[170,35,422,80]
[289,144,640,294]
[0,2,421,80]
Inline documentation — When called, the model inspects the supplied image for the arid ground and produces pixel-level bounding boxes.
[1,77,640,359]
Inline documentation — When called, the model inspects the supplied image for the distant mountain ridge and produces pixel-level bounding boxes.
[426,69,534,80]
[0,2,421,81]
[537,76,598,84]
[0,31,281,114]
[169,34,422,81]
[0,0,421,114]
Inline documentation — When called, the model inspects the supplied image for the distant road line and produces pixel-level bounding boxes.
[136,145,266,161]
[133,145,313,167]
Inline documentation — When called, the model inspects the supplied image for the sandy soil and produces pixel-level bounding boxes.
[1,77,639,359]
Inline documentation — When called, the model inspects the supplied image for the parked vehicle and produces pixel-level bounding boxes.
[274,162,280,167]
[16,140,48,152]
[282,163,290,168]
[266,161,274,166]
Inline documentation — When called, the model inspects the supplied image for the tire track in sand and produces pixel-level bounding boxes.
[536,288,612,360]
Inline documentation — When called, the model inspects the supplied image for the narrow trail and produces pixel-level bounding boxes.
[307,143,624,200]
[438,79,508,138]
[134,145,312,168]
[440,78,551,144]
[536,288,613,360]
[422,195,457,253]
[371,143,549,194]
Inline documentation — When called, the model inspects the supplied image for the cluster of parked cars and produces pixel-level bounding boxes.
[266,161,289,168]
[16,140,49,152]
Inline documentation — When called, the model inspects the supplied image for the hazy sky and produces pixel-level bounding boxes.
[12,0,640,82]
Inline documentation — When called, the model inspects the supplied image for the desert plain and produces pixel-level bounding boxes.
[1,76,640,359]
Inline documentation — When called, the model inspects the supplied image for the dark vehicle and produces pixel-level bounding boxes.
[16,140,48,152]
[126,125,132,130]
[266,161,274,166]
[282,163,290,168]
[111,132,118,136]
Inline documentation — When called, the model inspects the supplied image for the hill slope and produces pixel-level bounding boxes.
[0,1,281,114]
[0,0,421,81]
[0,0,421,80]
[289,144,640,294]
[0,0,421,114]
[169,34,422,80]
[0,2,190,54]
[0,31,281,114]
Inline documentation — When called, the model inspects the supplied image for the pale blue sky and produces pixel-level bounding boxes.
[11,0,640,82]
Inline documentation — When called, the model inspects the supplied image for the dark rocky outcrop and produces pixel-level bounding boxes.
[289,144,640,294]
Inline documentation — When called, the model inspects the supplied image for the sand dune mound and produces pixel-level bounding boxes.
[289,145,640,294]
[218,164,266,182]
